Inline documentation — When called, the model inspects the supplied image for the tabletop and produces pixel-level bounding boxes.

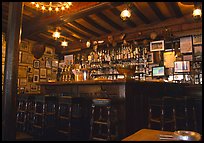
[122,128,175,141]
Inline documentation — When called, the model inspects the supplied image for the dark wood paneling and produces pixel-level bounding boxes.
[148,2,166,21]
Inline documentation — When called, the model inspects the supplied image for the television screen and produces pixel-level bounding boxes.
[152,66,165,77]
[174,61,190,73]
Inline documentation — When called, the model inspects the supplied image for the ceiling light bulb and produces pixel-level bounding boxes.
[53,31,60,39]
[193,8,202,18]
[61,6,65,10]
[42,6,45,11]
[48,7,52,11]
[120,9,131,20]
[61,41,68,47]
[55,7,59,12]
[36,3,40,8]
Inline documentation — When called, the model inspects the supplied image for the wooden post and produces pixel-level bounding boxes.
[2,2,23,140]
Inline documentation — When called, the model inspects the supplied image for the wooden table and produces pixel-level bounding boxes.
[122,129,174,141]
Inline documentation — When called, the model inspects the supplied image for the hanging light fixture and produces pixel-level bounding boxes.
[61,40,68,47]
[52,28,61,40]
[120,9,131,21]
[193,3,202,21]
[30,2,72,13]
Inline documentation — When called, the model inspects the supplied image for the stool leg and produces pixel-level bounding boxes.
[107,106,111,140]
[90,104,95,140]
[192,106,197,131]
[161,109,164,131]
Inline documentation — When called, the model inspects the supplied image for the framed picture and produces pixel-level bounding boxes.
[163,51,176,68]
[52,59,58,68]
[33,75,39,83]
[193,35,202,45]
[34,69,39,75]
[40,68,46,78]
[150,40,165,52]
[18,66,27,78]
[194,45,202,56]
[180,36,192,53]
[40,57,46,68]
[27,74,33,82]
[147,53,154,64]
[19,78,27,86]
[44,47,53,55]
[40,78,47,82]
[46,57,52,68]
[30,84,38,92]
[47,69,52,77]
[20,41,29,52]
[21,52,33,64]
[33,60,40,68]
[183,54,193,61]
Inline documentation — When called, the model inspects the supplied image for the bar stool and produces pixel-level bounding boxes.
[148,96,176,131]
[90,98,112,141]
[174,96,197,131]
[16,95,29,132]
[56,96,82,140]
[32,95,57,137]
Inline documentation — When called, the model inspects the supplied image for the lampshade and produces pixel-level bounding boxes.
[120,9,131,20]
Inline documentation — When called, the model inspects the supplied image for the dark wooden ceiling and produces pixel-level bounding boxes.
[2,2,202,55]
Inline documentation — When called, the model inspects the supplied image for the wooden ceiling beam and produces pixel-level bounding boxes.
[130,3,150,24]
[83,16,111,34]
[70,21,101,37]
[148,2,166,21]
[63,24,90,39]
[96,12,124,31]
[165,2,183,18]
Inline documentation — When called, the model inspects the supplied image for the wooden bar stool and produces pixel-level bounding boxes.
[174,96,197,131]
[90,98,111,141]
[148,96,176,131]
[32,95,57,138]
[56,96,82,140]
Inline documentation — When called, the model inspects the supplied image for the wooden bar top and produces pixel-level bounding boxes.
[122,129,174,141]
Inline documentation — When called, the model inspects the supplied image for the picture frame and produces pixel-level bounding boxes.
[30,84,38,92]
[19,78,27,86]
[33,75,39,83]
[33,60,40,68]
[46,57,52,68]
[40,68,46,78]
[18,66,27,78]
[183,54,193,61]
[20,41,29,52]
[52,59,58,68]
[193,35,202,45]
[147,52,154,64]
[44,47,53,55]
[34,69,39,75]
[180,36,192,53]
[150,40,165,52]
[193,45,202,56]
[21,52,33,64]
[27,73,33,82]
[47,69,52,77]
[40,57,46,68]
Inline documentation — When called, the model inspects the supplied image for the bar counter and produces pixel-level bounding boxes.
[37,80,202,140]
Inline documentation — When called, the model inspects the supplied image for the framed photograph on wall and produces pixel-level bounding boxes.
[150,40,165,52]
[34,69,39,75]
[46,57,52,68]
[19,78,27,86]
[21,52,33,64]
[33,60,40,68]
[180,36,192,53]
[163,51,176,68]
[193,35,202,45]
[183,54,193,61]
[147,52,154,64]
[40,57,46,68]
[18,66,27,78]
[20,41,29,52]
[40,68,46,78]
[33,75,39,83]
[44,47,53,55]
[52,60,58,68]
[30,84,38,92]
[27,74,33,82]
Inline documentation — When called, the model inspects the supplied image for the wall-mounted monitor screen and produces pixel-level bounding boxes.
[174,61,190,73]
[152,66,165,77]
